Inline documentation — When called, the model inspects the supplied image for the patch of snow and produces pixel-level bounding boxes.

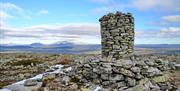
[0,89,11,91]
[49,65,64,74]
[12,79,26,85]
[30,74,43,80]
[53,64,64,68]
[12,74,44,85]
[94,86,101,91]
[65,67,72,72]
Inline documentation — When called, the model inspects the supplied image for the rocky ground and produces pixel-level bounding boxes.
[0,53,75,89]
[0,53,180,91]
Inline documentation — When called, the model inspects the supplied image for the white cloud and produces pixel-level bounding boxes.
[160,27,180,37]
[0,23,101,44]
[135,27,180,44]
[136,27,180,38]
[0,2,31,22]
[0,2,49,25]
[162,15,180,22]
[92,0,180,13]
[0,2,23,12]
[37,9,49,15]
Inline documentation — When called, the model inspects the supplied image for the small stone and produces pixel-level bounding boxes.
[131,67,141,73]
[124,85,144,91]
[93,68,98,73]
[101,74,109,80]
[62,76,70,85]
[19,74,24,79]
[69,83,78,90]
[121,60,135,69]
[175,63,180,70]
[126,77,136,87]
[111,82,126,88]
[145,60,155,66]
[151,75,167,83]
[119,68,135,77]
[24,79,38,86]
[42,73,56,80]
[109,74,124,81]
[138,78,150,85]
[102,81,112,86]
[136,61,147,66]
[147,67,162,77]
[135,73,144,80]
[150,85,160,91]
[84,64,91,68]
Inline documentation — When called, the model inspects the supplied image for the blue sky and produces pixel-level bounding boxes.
[0,0,180,44]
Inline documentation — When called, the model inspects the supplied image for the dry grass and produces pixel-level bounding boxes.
[56,58,73,65]
[168,70,180,87]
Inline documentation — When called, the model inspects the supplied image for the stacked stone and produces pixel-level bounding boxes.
[99,11,134,60]
[71,57,173,90]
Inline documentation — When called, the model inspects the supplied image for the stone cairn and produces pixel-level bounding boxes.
[100,11,134,60]
[63,12,175,91]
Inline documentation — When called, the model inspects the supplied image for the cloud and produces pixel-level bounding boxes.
[0,23,101,44]
[0,2,50,25]
[0,2,33,24]
[135,27,180,44]
[91,0,180,13]
[160,27,180,37]
[136,27,180,38]
[162,15,180,22]
[131,0,180,12]
[37,9,49,15]
[1,22,179,44]
[0,2,23,12]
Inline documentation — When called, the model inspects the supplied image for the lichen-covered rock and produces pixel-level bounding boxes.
[151,75,168,83]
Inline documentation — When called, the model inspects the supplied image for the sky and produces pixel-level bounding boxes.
[0,0,180,44]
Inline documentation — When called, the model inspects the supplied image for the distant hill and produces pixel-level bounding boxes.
[0,42,179,54]
[30,43,44,47]
[49,41,74,48]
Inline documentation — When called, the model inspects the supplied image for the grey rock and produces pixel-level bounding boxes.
[175,63,180,70]
[126,77,136,87]
[124,85,144,91]
[111,82,126,88]
[121,60,135,69]
[136,60,147,66]
[131,67,141,73]
[135,73,144,80]
[109,74,124,81]
[69,83,78,90]
[101,74,109,80]
[24,79,38,86]
[147,67,162,77]
[145,60,155,66]
[119,68,135,77]
[62,76,70,85]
